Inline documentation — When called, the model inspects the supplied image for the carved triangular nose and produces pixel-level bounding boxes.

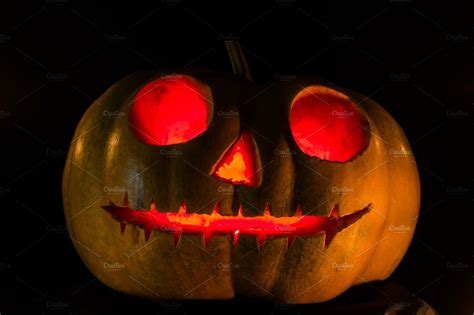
[211,130,262,187]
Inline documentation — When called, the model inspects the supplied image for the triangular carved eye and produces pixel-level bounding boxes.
[211,130,262,187]
[129,75,213,146]
[289,86,370,162]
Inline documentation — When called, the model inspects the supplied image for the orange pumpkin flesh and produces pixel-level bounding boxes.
[63,69,420,303]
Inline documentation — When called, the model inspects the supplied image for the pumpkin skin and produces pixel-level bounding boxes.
[63,69,420,303]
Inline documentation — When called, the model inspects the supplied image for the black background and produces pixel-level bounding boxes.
[1,1,472,314]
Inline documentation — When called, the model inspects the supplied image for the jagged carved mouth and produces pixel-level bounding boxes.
[102,193,371,249]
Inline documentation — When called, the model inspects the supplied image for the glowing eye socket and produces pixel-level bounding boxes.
[129,75,212,146]
[289,86,370,162]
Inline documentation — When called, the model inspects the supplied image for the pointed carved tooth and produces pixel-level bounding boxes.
[264,203,271,216]
[144,227,152,242]
[233,230,240,248]
[172,231,182,247]
[178,201,186,214]
[329,204,340,219]
[212,202,221,216]
[257,233,266,251]
[238,205,244,217]
[287,235,296,249]
[295,206,303,217]
[123,192,129,207]
[149,199,156,211]
[203,231,213,248]
[120,222,126,234]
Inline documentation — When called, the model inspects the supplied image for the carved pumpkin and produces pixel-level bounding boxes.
[63,42,420,303]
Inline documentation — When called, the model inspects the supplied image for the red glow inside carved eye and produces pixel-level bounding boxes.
[212,130,262,187]
[290,87,370,162]
[129,75,211,145]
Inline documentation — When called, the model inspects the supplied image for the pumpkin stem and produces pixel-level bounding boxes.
[225,41,252,81]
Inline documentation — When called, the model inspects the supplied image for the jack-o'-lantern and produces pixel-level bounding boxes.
[63,42,420,303]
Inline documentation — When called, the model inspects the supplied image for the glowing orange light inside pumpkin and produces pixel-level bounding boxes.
[129,75,211,145]
[212,130,262,187]
[290,86,370,162]
[102,195,371,248]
